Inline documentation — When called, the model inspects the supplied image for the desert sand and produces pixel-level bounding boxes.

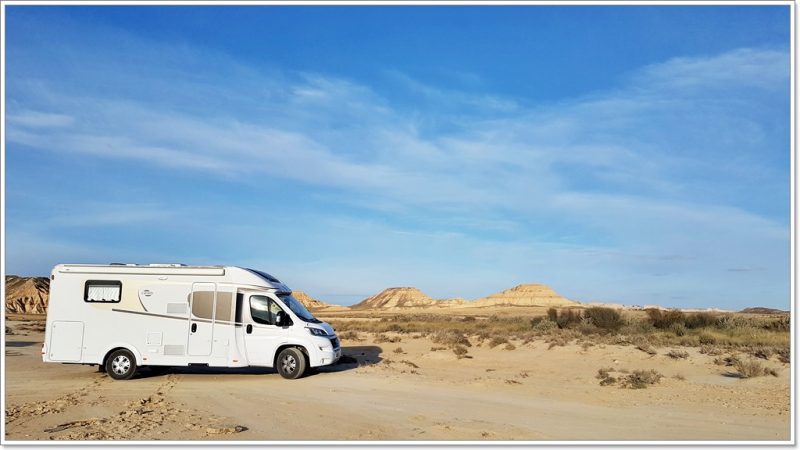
[4,318,789,442]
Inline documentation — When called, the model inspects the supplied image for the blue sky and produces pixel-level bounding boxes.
[4,5,791,309]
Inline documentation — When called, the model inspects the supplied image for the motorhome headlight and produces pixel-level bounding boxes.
[307,327,329,337]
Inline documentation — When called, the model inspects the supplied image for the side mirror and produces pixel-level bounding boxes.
[275,311,286,327]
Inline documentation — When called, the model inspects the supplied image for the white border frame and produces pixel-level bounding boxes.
[0,0,795,447]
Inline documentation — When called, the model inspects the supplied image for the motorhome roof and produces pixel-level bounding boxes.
[57,264,226,276]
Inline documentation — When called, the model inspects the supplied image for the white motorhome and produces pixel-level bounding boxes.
[42,264,341,380]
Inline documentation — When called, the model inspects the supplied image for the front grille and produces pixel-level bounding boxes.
[330,337,340,349]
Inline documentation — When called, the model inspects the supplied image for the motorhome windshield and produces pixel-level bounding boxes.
[278,293,320,323]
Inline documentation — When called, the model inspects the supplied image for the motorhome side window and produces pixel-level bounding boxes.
[84,280,122,303]
[249,295,281,325]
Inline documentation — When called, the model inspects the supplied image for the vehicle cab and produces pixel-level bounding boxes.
[240,270,341,379]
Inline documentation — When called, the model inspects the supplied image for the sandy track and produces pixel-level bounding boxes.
[4,321,790,441]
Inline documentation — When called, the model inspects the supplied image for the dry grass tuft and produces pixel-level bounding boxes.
[503,343,517,351]
[432,330,471,348]
[733,359,778,378]
[393,347,405,354]
[666,349,689,360]
[621,369,663,389]
[452,345,470,359]
[488,336,509,348]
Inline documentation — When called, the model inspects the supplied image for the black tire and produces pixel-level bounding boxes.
[276,347,306,379]
[105,349,137,380]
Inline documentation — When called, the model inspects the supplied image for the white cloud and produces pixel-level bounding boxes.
[5,42,790,308]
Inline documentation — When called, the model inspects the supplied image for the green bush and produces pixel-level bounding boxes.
[584,307,623,330]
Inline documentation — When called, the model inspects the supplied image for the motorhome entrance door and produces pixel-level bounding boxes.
[188,283,215,356]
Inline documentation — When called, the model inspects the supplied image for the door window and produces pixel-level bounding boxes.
[249,295,285,325]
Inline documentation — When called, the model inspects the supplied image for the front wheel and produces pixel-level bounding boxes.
[276,348,306,379]
[106,349,137,380]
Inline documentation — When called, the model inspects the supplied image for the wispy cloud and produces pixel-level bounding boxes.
[5,22,789,308]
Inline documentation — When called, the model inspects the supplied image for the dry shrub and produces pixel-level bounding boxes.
[504,343,516,351]
[452,345,470,359]
[338,330,362,341]
[647,309,685,329]
[633,337,657,356]
[375,334,401,343]
[750,347,772,360]
[488,336,509,348]
[699,344,723,356]
[777,347,790,364]
[393,347,405,354]
[666,349,689,360]
[714,355,741,366]
[698,333,717,345]
[555,309,583,329]
[621,369,663,389]
[531,318,557,332]
[673,373,686,381]
[762,316,790,332]
[430,346,446,351]
[685,312,717,329]
[432,330,471,348]
[584,307,623,330]
[547,337,567,350]
[581,342,594,351]
[669,322,687,337]
[733,359,778,378]
[461,316,476,322]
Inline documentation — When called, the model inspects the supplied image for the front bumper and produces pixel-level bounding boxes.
[308,336,342,367]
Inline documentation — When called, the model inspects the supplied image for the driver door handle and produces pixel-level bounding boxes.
[191,323,197,333]
[246,324,253,334]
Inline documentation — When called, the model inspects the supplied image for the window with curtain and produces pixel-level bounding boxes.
[84,280,122,303]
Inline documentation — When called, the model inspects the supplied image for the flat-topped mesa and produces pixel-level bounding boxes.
[5,276,50,314]
[291,290,334,310]
[351,287,437,310]
[467,283,577,308]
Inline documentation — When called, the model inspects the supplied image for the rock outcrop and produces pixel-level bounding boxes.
[351,287,438,310]
[292,290,335,310]
[6,276,50,314]
[466,284,576,308]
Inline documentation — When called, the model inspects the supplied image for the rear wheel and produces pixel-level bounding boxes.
[106,349,137,380]
[276,348,306,379]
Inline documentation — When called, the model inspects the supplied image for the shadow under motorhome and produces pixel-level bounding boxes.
[42,264,341,380]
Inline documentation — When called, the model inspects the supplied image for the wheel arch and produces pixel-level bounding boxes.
[101,344,143,368]
[273,344,309,367]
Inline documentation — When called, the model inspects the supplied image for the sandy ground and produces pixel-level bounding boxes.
[4,319,790,442]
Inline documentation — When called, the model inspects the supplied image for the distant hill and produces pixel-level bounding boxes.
[351,287,438,310]
[351,283,576,310]
[292,290,337,310]
[739,307,789,314]
[6,276,50,314]
[466,284,576,308]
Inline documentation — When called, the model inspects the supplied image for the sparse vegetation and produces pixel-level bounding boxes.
[584,307,623,330]
[621,369,663,389]
[324,309,788,358]
[452,345,469,359]
[666,349,689,360]
[504,343,516,351]
[488,336,509,348]
[733,359,778,378]
[393,347,405,354]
